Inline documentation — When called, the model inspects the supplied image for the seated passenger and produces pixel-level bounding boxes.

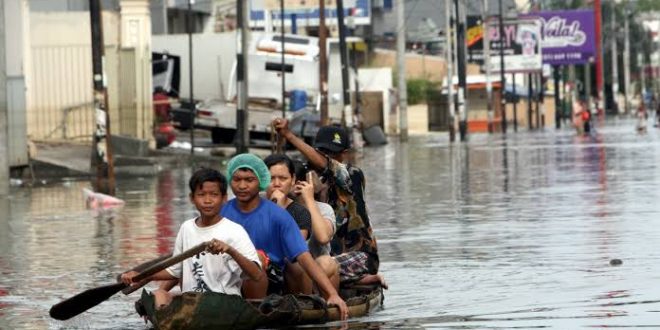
[120,168,263,308]
[273,119,387,289]
[221,153,349,319]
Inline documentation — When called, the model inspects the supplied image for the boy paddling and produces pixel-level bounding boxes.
[120,168,263,308]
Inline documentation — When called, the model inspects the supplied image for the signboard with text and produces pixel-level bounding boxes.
[537,10,596,65]
[466,15,485,64]
[250,0,370,27]
[487,18,543,73]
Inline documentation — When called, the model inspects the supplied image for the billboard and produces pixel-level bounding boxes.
[538,10,596,65]
[466,15,485,63]
[487,18,543,73]
[250,0,371,27]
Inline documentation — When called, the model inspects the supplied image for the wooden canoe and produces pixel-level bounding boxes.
[135,284,384,330]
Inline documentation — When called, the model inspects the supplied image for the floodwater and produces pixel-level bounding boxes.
[2,118,660,329]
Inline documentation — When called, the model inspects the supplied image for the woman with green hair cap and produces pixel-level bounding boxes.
[221,153,349,320]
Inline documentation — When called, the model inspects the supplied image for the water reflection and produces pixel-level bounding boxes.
[1,119,660,328]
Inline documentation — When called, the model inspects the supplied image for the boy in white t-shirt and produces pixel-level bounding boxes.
[121,168,262,308]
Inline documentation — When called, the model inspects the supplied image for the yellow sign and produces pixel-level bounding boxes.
[263,0,337,10]
[466,25,483,47]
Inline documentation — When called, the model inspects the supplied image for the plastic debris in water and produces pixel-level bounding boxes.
[82,188,125,209]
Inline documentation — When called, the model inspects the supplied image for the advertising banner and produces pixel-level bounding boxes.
[487,18,543,73]
[250,0,371,27]
[538,10,596,65]
[466,15,485,63]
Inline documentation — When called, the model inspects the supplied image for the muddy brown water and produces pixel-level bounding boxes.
[2,118,660,329]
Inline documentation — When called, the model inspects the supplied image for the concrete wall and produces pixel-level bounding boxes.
[358,67,395,134]
[1,0,8,193]
[370,49,447,83]
[27,12,119,141]
[5,0,29,166]
[29,0,120,12]
[27,9,152,143]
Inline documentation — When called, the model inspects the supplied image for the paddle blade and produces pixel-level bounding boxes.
[49,282,126,321]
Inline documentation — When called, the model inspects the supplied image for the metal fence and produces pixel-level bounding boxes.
[28,45,95,141]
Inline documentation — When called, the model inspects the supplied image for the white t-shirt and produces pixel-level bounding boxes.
[308,201,336,258]
[166,217,260,296]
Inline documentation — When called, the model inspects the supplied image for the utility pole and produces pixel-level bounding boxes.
[528,73,533,129]
[0,0,8,196]
[536,73,541,128]
[455,0,468,141]
[623,4,630,114]
[586,60,592,113]
[235,0,249,154]
[336,0,351,128]
[348,8,361,126]
[498,0,507,134]
[512,73,517,131]
[280,0,286,118]
[553,66,561,128]
[445,0,455,141]
[611,1,620,113]
[639,52,646,103]
[483,0,494,133]
[396,0,408,141]
[319,0,328,125]
[594,0,604,116]
[187,0,195,155]
[89,0,115,195]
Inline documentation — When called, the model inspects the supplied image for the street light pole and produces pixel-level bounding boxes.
[319,0,328,125]
[611,0,620,113]
[498,0,507,134]
[396,0,408,141]
[455,0,468,141]
[89,0,115,195]
[187,0,195,155]
[235,0,249,154]
[336,0,351,128]
[483,0,494,133]
[445,0,455,142]
[623,4,630,113]
[0,0,7,195]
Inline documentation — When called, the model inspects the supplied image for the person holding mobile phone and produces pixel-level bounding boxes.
[272,119,387,290]
[292,165,340,291]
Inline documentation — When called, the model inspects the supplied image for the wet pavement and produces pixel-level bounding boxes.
[2,117,660,329]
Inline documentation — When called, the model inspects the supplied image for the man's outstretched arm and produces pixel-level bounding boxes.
[273,118,328,170]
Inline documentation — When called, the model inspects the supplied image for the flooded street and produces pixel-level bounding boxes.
[2,118,660,329]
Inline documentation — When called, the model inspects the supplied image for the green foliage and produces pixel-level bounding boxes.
[637,0,660,11]
[406,79,433,105]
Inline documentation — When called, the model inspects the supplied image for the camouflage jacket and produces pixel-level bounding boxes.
[322,158,379,273]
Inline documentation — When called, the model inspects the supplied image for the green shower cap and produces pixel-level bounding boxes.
[226,153,271,191]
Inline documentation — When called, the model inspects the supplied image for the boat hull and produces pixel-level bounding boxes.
[136,285,383,330]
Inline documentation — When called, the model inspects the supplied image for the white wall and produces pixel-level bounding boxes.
[358,67,394,134]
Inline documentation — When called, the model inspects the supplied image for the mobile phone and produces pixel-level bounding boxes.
[306,171,313,184]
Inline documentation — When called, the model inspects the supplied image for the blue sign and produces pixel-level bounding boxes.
[250,0,371,27]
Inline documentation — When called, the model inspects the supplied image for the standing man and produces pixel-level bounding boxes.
[272,119,386,289]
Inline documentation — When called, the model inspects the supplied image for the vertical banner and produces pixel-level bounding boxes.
[466,15,484,64]
[538,10,596,65]
[487,18,543,73]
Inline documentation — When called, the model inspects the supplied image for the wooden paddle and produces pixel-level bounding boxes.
[49,241,209,321]
[116,253,173,295]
